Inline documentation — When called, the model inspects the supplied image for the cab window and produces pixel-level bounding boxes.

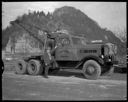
[72,37,86,45]
[72,37,81,45]
[81,39,87,45]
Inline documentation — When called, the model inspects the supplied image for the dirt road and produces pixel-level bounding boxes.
[2,70,127,100]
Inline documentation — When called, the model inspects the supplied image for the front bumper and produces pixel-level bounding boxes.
[104,55,118,64]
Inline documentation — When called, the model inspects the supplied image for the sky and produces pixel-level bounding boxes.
[2,2,126,34]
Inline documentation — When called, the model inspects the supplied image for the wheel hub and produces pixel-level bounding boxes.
[86,66,95,74]
[31,64,36,71]
[18,64,22,70]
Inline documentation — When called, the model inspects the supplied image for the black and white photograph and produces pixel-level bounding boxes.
[2,1,127,100]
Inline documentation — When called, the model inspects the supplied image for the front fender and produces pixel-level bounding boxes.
[82,55,104,65]
[75,55,104,69]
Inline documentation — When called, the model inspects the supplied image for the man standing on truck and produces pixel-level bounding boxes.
[44,46,52,78]
[43,31,62,78]
[43,40,61,78]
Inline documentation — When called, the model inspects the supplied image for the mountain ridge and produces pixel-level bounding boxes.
[2,6,126,56]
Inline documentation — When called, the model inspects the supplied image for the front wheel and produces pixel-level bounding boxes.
[82,60,101,80]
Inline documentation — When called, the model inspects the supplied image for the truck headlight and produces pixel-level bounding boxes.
[108,58,111,61]
[101,55,104,58]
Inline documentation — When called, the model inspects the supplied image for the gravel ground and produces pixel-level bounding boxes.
[2,59,127,100]
[2,69,127,100]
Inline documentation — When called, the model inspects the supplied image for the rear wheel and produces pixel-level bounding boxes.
[27,59,43,75]
[82,60,101,80]
[15,59,27,74]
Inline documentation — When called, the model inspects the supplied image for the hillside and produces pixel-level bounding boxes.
[53,6,124,44]
[2,6,126,56]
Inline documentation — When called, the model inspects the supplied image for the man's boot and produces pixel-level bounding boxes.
[44,75,48,78]
[44,66,49,78]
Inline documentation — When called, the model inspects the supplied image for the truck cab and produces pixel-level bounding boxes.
[52,33,118,79]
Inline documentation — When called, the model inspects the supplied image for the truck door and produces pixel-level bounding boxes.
[55,35,77,61]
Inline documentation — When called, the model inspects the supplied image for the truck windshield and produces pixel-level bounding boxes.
[72,37,86,45]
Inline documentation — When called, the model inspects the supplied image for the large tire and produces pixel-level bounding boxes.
[15,59,27,74]
[82,60,101,80]
[27,60,43,75]
[101,66,114,76]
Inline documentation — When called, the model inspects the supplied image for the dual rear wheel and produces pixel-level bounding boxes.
[15,59,27,74]
[15,59,43,75]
